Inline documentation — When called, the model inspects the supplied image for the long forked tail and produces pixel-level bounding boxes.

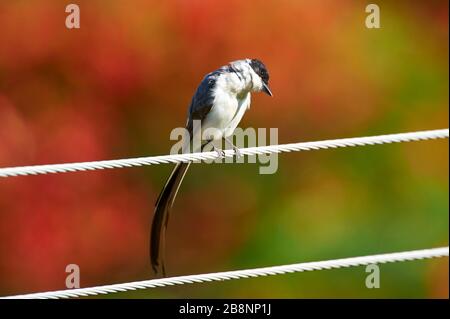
[150,162,191,276]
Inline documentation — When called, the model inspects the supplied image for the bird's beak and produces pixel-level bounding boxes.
[262,83,273,97]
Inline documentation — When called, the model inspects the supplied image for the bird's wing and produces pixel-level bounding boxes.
[186,71,220,136]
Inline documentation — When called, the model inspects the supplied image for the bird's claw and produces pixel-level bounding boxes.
[213,146,226,158]
[233,147,242,159]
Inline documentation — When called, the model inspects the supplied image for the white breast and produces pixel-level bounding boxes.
[223,93,250,137]
[202,92,250,141]
[200,70,252,141]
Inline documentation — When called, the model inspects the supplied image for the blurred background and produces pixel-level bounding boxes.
[0,0,448,298]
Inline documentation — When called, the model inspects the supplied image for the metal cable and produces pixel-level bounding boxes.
[2,246,448,299]
[0,129,448,178]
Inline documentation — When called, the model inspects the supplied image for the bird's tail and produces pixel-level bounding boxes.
[150,162,191,276]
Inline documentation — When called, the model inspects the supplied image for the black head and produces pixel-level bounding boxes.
[249,59,269,84]
[249,59,272,96]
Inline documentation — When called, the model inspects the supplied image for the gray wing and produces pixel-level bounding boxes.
[186,71,221,136]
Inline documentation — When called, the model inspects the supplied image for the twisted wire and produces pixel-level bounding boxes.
[2,246,448,299]
[0,129,448,178]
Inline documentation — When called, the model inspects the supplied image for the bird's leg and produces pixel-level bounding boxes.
[213,144,226,158]
[223,136,242,158]
[202,139,225,158]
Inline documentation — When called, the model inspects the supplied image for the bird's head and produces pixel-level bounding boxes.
[228,59,272,97]
[247,58,272,97]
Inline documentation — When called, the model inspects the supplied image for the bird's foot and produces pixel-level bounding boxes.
[233,146,242,159]
[223,137,241,159]
[213,145,226,158]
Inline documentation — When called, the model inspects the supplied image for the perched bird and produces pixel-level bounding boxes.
[151,58,272,276]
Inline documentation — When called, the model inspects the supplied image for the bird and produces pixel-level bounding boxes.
[150,58,272,276]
